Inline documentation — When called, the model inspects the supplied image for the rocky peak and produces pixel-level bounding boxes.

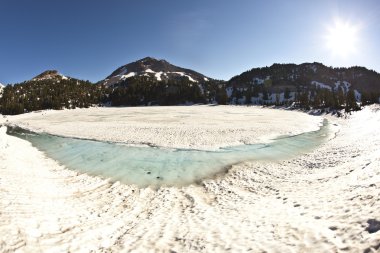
[103,57,210,87]
[32,70,68,81]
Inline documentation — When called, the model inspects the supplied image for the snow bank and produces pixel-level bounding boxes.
[0,106,379,252]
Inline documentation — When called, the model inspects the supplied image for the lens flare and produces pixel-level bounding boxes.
[325,19,360,57]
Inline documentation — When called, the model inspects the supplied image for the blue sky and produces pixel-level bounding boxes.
[1,0,379,84]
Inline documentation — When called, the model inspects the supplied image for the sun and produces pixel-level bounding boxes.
[325,19,359,57]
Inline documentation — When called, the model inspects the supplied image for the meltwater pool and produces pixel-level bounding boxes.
[7,120,329,187]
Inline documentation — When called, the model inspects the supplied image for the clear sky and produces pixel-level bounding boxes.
[1,0,379,84]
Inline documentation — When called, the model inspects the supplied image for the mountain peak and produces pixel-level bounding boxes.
[32,70,68,81]
[139,56,158,61]
[103,57,210,87]
[138,56,168,63]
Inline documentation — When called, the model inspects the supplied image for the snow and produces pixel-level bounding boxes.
[237,96,246,104]
[145,69,155,73]
[198,83,205,94]
[342,81,351,92]
[334,81,340,91]
[103,70,137,86]
[184,75,197,83]
[226,87,233,97]
[3,106,322,150]
[354,89,361,101]
[310,64,317,73]
[1,106,379,252]
[311,81,332,90]
[252,76,271,85]
[278,92,285,102]
[106,68,200,84]
[253,77,264,85]
[238,91,296,104]
[334,81,351,93]
[155,71,163,81]
[204,77,209,81]
[32,72,69,81]
[173,72,198,82]
[267,93,279,103]
[141,69,163,81]
[120,72,136,80]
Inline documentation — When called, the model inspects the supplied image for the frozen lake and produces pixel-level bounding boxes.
[8,120,329,187]
[4,106,323,150]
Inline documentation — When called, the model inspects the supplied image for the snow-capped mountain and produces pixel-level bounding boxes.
[32,70,69,81]
[102,57,210,87]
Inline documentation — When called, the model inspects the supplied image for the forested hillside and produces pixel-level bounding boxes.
[0,79,109,115]
[1,60,380,115]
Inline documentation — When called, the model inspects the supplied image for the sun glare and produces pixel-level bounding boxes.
[325,19,359,57]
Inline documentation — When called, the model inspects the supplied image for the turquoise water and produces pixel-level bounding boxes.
[7,121,329,187]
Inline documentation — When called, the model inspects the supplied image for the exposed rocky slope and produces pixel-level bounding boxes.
[102,57,210,87]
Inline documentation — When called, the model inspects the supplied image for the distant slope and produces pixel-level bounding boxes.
[224,62,380,107]
[229,62,380,94]
[0,70,108,115]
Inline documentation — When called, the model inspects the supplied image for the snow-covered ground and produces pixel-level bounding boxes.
[0,105,379,252]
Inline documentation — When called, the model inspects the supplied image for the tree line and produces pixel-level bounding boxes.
[0,79,109,115]
[0,76,379,115]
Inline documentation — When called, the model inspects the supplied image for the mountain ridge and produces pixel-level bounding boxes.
[228,62,380,94]
[10,58,380,100]
[13,58,380,90]
[1,57,379,115]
